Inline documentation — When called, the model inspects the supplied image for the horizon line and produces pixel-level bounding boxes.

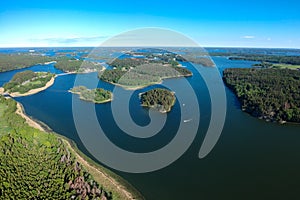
[0,46,299,50]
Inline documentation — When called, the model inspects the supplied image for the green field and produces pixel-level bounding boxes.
[272,63,300,69]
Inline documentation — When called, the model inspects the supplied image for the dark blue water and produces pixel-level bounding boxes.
[0,63,63,86]
[1,55,300,200]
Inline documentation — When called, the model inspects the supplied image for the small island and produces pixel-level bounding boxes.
[69,86,113,104]
[2,70,55,97]
[223,68,300,124]
[140,88,176,113]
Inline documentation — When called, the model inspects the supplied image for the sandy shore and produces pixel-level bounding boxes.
[69,90,113,104]
[110,80,163,91]
[15,102,45,131]
[0,87,4,95]
[14,101,136,200]
[105,73,191,91]
[9,77,55,97]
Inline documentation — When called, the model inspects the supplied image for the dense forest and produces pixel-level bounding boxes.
[70,86,112,103]
[223,68,300,123]
[0,96,113,199]
[99,62,192,89]
[54,57,83,72]
[54,57,103,73]
[99,69,127,84]
[228,54,300,65]
[0,54,52,72]
[3,70,54,94]
[140,88,176,113]
[109,58,148,70]
[176,55,215,67]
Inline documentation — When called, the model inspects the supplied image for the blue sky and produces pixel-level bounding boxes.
[0,0,300,48]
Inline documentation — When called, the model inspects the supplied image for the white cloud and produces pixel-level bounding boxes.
[241,35,255,39]
[15,35,111,47]
[30,35,109,44]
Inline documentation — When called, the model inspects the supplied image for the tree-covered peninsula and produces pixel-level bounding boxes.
[99,58,192,90]
[69,86,113,103]
[140,88,176,113]
[0,96,117,199]
[2,70,55,96]
[54,57,104,73]
[223,68,300,123]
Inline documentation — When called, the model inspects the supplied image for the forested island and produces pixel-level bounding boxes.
[99,58,192,90]
[0,96,141,199]
[223,68,300,123]
[140,88,176,113]
[125,49,215,67]
[69,86,113,103]
[54,57,104,73]
[2,70,55,97]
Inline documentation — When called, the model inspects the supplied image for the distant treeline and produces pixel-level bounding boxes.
[0,54,52,72]
[0,53,104,73]
[209,52,300,65]
[223,68,300,123]
[229,55,300,65]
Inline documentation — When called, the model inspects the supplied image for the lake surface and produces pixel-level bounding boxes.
[1,54,300,199]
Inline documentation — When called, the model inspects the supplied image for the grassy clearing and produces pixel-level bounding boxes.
[272,63,300,69]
